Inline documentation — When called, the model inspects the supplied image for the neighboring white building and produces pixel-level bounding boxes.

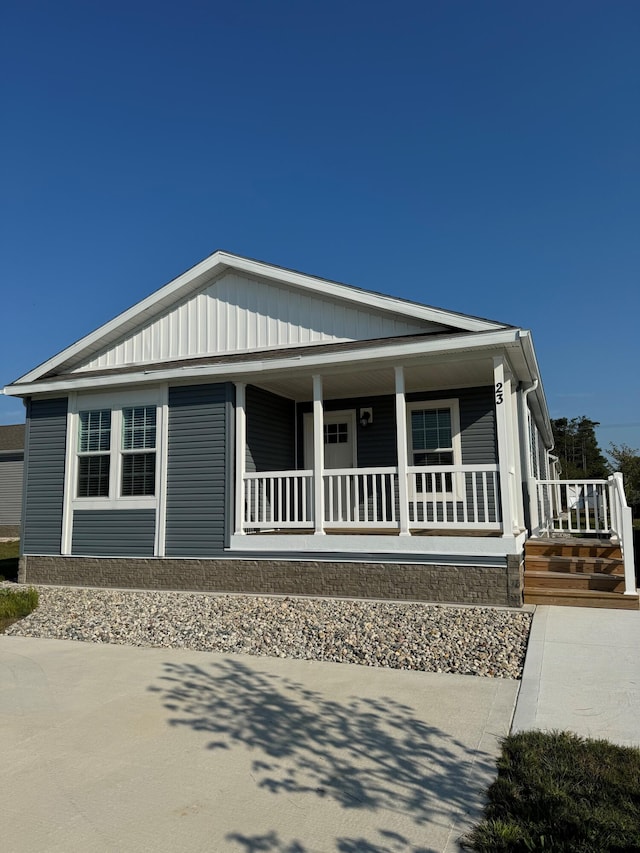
[0,423,24,537]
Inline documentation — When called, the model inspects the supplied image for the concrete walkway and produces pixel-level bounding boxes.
[0,636,518,853]
[513,604,640,748]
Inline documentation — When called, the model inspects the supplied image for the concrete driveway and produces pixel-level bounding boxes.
[0,636,518,853]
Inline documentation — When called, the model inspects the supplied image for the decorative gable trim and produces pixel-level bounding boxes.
[11,251,510,384]
[71,270,441,373]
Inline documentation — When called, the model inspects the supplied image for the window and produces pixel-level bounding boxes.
[408,399,461,494]
[77,410,111,497]
[121,407,156,496]
[75,403,157,501]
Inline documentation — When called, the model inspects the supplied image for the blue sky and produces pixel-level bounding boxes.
[2,0,638,455]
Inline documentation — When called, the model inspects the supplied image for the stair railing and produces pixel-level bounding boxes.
[609,473,637,596]
[534,474,637,596]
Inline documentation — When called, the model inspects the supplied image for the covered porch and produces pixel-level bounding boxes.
[231,350,525,555]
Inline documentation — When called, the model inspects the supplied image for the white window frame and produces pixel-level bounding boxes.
[406,398,462,498]
[70,389,162,511]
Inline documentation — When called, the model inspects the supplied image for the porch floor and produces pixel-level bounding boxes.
[245,528,501,537]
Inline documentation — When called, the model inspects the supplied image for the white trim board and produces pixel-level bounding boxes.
[6,328,525,396]
[229,532,527,557]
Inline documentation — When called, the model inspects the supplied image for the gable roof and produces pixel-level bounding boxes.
[10,251,512,385]
[0,423,24,452]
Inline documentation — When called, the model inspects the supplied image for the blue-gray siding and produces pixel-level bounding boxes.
[295,387,499,524]
[22,398,68,554]
[72,510,155,556]
[165,383,233,557]
[246,385,295,472]
[297,387,497,467]
[0,453,24,525]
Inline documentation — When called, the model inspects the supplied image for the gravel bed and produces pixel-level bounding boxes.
[5,586,532,679]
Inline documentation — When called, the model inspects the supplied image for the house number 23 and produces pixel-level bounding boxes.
[495,382,504,405]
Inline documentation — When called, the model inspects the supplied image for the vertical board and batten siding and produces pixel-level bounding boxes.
[73,271,436,372]
[246,386,295,472]
[165,383,233,556]
[22,398,68,554]
[72,510,155,556]
[0,454,24,525]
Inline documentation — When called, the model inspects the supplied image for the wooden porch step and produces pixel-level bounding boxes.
[523,536,636,609]
[524,554,624,575]
[525,538,622,560]
[524,587,639,609]
[525,570,626,593]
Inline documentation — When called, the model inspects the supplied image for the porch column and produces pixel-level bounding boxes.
[312,374,325,535]
[493,357,516,538]
[235,382,246,535]
[511,381,524,531]
[394,366,410,536]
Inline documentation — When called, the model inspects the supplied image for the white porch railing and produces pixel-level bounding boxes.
[535,479,611,535]
[244,469,313,528]
[242,464,501,531]
[408,464,501,529]
[323,467,398,527]
[535,474,637,595]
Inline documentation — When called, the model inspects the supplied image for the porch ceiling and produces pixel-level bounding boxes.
[256,355,495,401]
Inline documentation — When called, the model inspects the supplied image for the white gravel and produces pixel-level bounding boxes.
[5,586,532,679]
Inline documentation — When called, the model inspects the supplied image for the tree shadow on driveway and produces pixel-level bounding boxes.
[149,658,495,852]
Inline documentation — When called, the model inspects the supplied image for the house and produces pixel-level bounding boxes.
[0,423,25,538]
[3,251,636,607]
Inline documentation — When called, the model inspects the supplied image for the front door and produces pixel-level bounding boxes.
[304,410,357,470]
[304,410,357,522]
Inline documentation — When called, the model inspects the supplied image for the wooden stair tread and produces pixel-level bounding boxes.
[524,587,639,610]
[525,570,624,581]
[525,537,621,554]
[525,555,624,575]
[523,535,636,609]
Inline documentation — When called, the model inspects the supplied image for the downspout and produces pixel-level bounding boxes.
[518,380,539,535]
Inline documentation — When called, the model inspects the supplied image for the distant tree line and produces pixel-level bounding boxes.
[550,416,640,514]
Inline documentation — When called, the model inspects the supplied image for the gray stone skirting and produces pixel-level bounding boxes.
[19,554,524,607]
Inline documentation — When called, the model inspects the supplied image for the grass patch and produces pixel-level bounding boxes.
[463,730,640,852]
[0,586,38,632]
[0,539,20,582]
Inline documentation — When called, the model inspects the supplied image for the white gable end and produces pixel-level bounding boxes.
[71,271,444,372]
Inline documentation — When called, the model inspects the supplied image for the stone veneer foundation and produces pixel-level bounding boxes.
[20,554,524,608]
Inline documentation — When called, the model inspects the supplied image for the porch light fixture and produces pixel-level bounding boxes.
[359,407,373,428]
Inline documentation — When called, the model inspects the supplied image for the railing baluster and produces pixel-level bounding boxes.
[385,474,398,524]
[363,474,370,523]
[372,474,378,522]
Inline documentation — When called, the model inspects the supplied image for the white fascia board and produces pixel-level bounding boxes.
[5,328,522,396]
[13,252,232,385]
[13,251,507,385]
[223,254,506,333]
[517,330,553,447]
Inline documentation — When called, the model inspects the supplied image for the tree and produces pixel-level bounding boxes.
[607,443,640,514]
[550,416,609,479]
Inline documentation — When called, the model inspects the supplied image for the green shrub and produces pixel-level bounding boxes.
[463,730,640,852]
[0,586,38,621]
